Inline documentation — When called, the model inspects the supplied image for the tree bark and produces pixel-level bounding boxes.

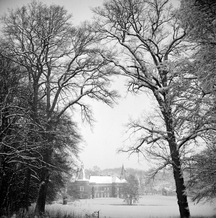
[153,68,190,218]
[165,110,190,218]
[23,168,31,211]
[171,149,190,218]
[34,168,49,215]
[34,128,52,215]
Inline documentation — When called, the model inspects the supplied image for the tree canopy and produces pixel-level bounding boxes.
[0,1,117,216]
[123,174,139,205]
[1,0,216,217]
[92,0,216,217]
[180,0,216,203]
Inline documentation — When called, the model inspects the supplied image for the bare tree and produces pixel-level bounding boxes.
[1,1,118,215]
[93,0,216,217]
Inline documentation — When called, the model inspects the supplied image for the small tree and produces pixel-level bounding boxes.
[123,174,139,205]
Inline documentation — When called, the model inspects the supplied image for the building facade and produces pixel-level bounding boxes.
[72,166,127,199]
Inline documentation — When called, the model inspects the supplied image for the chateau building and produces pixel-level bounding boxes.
[73,165,127,199]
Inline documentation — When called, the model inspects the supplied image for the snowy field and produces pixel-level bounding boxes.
[46,195,216,218]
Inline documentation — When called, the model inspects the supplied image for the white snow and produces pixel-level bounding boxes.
[89,176,126,184]
[46,195,216,218]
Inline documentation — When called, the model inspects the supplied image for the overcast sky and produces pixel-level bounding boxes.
[0,0,156,170]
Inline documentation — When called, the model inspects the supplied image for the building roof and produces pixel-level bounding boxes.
[75,164,127,184]
[89,175,127,184]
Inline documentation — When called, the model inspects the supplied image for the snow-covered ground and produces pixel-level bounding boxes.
[47,195,216,218]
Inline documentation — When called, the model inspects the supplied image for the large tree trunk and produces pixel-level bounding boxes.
[34,130,52,215]
[34,168,49,215]
[154,82,190,218]
[23,168,31,211]
[171,148,190,218]
[165,109,190,218]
